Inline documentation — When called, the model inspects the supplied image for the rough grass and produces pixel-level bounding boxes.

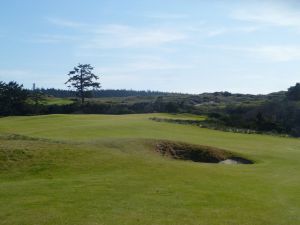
[0,114,299,225]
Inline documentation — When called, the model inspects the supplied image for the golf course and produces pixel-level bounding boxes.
[0,113,299,225]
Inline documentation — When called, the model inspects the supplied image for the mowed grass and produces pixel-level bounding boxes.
[44,97,74,105]
[0,114,299,225]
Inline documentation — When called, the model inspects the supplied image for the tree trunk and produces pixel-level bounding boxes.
[81,94,84,104]
[80,69,84,104]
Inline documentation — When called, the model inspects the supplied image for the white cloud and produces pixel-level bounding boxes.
[126,61,188,71]
[204,44,300,62]
[33,34,80,43]
[45,16,262,50]
[206,28,228,37]
[47,17,188,48]
[95,57,191,75]
[190,25,261,38]
[251,46,300,61]
[85,24,188,48]
[145,13,188,20]
[231,1,300,27]
[46,17,88,28]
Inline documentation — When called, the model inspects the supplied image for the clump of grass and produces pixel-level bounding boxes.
[0,134,39,141]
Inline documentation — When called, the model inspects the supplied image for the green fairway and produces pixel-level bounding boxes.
[0,114,299,225]
[44,97,74,105]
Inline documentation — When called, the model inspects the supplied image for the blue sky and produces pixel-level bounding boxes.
[0,0,300,94]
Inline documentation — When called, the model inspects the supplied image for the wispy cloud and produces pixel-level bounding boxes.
[187,24,262,38]
[249,45,300,61]
[85,24,188,48]
[46,17,88,28]
[145,12,189,20]
[32,34,80,44]
[204,44,300,62]
[126,60,190,71]
[92,55,192,76]
[45,16,263,49]
[46,17,189,48]
[231,1,300,27]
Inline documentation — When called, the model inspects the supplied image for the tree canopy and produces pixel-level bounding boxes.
[287,83,300,101]
[0,81,29,115]
[65,64,101,103]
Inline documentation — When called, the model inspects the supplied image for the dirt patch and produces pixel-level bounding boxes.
[155,141,253,164]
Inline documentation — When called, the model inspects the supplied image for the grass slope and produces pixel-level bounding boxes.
[0,114,299,225]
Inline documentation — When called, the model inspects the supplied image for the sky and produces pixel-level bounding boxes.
[0,0,300,94]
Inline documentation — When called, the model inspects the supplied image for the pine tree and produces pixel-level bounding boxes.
[65,64,101,103]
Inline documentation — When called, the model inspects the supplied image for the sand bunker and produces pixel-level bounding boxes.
[156,141,253,164]
[219,157,253,164]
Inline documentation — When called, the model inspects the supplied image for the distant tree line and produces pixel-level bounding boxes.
[0,80,190,116]
[37,88,171,98]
